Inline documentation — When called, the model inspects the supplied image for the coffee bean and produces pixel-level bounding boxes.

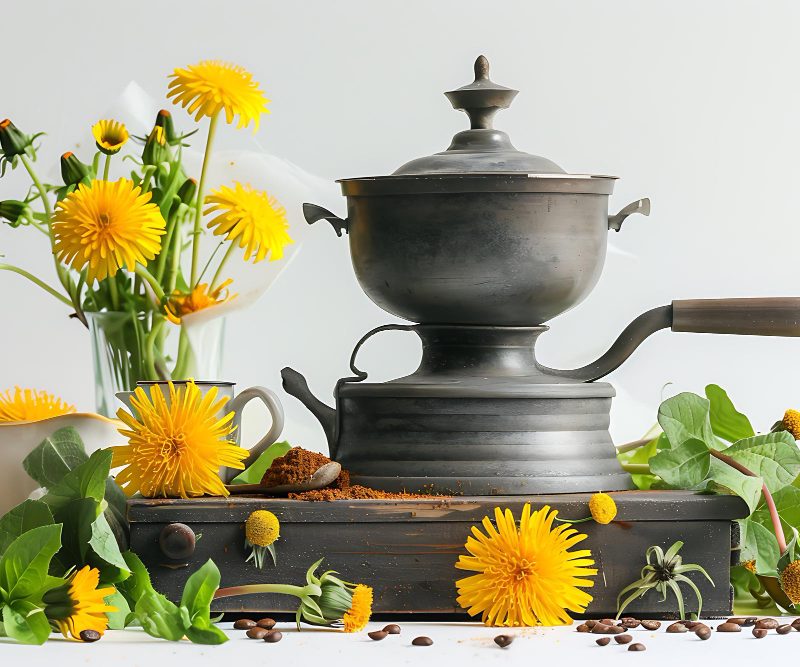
[695,626,711,641]
[596,637,611,646]
[257,617,276,629]
[264,630,283,643]
[615,634,633,644]
[727,617,746,625]
[246,627,268,639]
[608,625,626,634]
[591,623,611,634]
[792,618,800,630]
[628,643,646,651]
[620,617,640,629]
[777,624,792,635]
[743,617,757,627]
[576,624,590,633]
[717,622,742,632]
[753,628,768,639]
[585,619,598,628]
[368,631,388,641]
[79,629,101,643]
[600,618,616,626]
[494,634,513,648]
[667,622,688,633]
[383,624,401,635]
[756,618,778,630]
[234,618,257,630]
[640,620,661,631]
[412,636,433,646]
[682,621,700,630]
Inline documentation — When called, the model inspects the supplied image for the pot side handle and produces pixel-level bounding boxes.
[303,203,349,237]
[608,198,650,232]
[672,297,800,336]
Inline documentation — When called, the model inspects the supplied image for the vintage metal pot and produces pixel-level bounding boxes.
[284,56,800,495]
[304,56,649,326]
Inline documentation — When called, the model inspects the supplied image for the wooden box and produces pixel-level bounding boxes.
[128,490,747,619]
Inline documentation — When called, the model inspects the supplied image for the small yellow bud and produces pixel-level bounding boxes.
[589,492,617,525]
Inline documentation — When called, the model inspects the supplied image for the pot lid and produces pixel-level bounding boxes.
[393,55,566,176]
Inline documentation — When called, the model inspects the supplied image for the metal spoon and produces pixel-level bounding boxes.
[225,461,342,495]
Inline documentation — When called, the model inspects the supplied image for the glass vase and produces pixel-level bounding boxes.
[87,311,225,417]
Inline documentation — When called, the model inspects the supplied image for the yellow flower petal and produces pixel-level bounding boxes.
[91,119,129,155]
[165,279,236,324]
[0,387,75,422]
[51,566,117,641]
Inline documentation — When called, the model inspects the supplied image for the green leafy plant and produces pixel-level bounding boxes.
[229,440,291,485]
[616,541,713,619]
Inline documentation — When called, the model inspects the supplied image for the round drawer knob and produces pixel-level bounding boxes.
[159,523,196,560]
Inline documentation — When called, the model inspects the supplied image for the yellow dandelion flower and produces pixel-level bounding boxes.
[43,566,116,641]
[165,279,236,324]
[783,409,800,440]
[342,584,373,633]
[742,559,756,573]
[244,509,280,569]
[53,179,166,283]
[205,182,292,263]
[0,387,75,422]
[111,380,247,498]
[456,503,597,627]
[780,560,800,604]
[589,492,617,525]
[91,119,129,155]
[167,60,269,131]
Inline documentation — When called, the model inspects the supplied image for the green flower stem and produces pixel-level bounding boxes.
[616,438,652,454]
[209,241,236,291]
[155,209,180,283]
[144,316,165,380]
[108,276,120,311]
[620,463,651,475]
[134,264,166,303]
[103,154,111,180]
[190,114,219,286]
[708,449,787,553]
[214,583,319,600]
[165,211,184,296]
[172,329,190,380]
[0,263,72,307]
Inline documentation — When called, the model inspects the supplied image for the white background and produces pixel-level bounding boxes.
[2,0,800,452]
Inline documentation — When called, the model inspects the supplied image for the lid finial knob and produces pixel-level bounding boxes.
[445,55,519,130]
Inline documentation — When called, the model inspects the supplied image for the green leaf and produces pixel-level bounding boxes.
[617,434,662,490]
[0,524,62,601]
[184,621,228,644]
[22,427,88,488]
[135,591,186,641]
[705,458,763,514]
[229,441,292,485]
[777,527,799,575]
[54,497,98,568]
[43,449,112,510]
[724,432,800,493]
[89,511,130,574]
[104,589,131,630]
[2,601,51,645]
[753,484,800,529]
[706,384,755,442]
[740,517,781,574]
[180,559,220,626]
[104,477,129,551]
[0,500,54,556]
[657,393,717,450]
[650,439,710,488]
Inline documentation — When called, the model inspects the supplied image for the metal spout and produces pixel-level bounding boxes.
[281,367,338,457]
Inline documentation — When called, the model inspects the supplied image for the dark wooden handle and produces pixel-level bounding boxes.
[672,298,800,336]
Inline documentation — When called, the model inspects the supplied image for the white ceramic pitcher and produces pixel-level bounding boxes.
[116,380,284,483]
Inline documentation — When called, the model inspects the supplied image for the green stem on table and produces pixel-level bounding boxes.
[620,463,652,476]
[134,264,166,303]
[209,241,236,291]
[0,263,72,307]
[214,583,319,600]
[616,438,653,454]
[103,154,111,180]
[189,114,219,286]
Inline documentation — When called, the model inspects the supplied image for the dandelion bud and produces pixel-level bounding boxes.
[60,152,92,187]
[0,119,34,159]
[142,125,169,166]
[0,199,33,227]
[154,109,180,145]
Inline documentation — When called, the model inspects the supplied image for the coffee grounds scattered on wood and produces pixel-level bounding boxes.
[288,485,436,501]
[261,447,334,486]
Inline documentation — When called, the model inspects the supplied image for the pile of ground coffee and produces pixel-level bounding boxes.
[288,485,435,501]
[261,447,333,487]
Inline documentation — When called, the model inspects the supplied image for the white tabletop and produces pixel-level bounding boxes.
[1,619,796,666]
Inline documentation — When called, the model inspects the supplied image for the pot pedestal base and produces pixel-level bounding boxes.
[128,490,747,619]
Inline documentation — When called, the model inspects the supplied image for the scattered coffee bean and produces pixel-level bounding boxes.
[620,617,640,629]
[494,634,513,648]
[576,624,590,633]
[79,629,101,643]
[792,618,800,630]
[246,627,268,639]
[585,619,598,628]
[743,617,757,627]
[695,626,711,641]
[615,634,633,644]
[591,623,611,634]
[412,636,433,646]
[756,618,778,630]
[753,628,768,639]
[596,637,611,646]
[628,643,646,651]
[682,621,700,630]
[383,624,401,635]
[600,618,616,625]
[609,625,626,634]
[717,623,742,633]
[641,620,661,631]
[777,624,792,635]
[667,622,688,633]
[234,618,257,630]
[264,630,283,643]
[368,630,388,641]
[257,617,276,629]
[727,617,746,625]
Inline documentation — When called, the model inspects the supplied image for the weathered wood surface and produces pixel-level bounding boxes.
[128,491,747,618]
